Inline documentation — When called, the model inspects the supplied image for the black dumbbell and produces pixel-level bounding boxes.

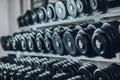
[17,16,25,27]
[67,0,78,18]
[75,22,102,57]
[47,3,57,21]
[42,59,59,72]
[92,21,120,58]
[52,60,71,74]
[63,24,87,56]
[38,71,52,80]
[55,0,68,20]
[52,72,70,80]
[79,64,97,80]
[24,10,37,25]
[34,58,48,69]
[44,28,54,53]
[89,0,120,13]
[94,64,120,80]
[76,0,92,15]
[38,6,48,22]
[62,61,80,76]
[35,30,45,52]
[52,26,68,55]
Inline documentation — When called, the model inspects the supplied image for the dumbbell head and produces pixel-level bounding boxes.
[76,0,92,15]
[78,64,97,80]
[47,3,57,21]
[67,0,78,18]
[55,0,68,20]
[39,6,48,22]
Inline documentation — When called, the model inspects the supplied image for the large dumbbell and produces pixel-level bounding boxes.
[63,24,86,56]
[55,0,68,20]
[52,26,68,55]
[15,66,32,80]
[75,22,102,57]
[92,21,120,58]
[47,3,57,21]
[24,69,43,80]
[94,64,120,80]
[89,0,120,13]
[35,30,45,52]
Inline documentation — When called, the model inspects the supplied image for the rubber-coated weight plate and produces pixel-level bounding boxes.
[67,0,78,18]
[47,3,57,21]
[55,1,67,20]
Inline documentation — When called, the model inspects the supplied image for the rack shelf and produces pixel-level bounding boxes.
[20,7,120,31]
[6,51,120,63]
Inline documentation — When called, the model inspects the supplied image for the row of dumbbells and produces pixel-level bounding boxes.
[17,0,120,27]
[1,57,120,80]
[1,21,120,58]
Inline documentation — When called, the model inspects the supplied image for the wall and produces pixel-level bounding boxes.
[0,0,9,57]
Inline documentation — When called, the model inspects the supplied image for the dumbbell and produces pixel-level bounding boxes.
[52,72,70,80]
[52,26,68,55]
[67,75,83,80]
[62,61,81,76]
[15,66,32,80]
[67,0,78,18]
[75,22,103,57]
[79,64,97,80]
[92,21,120,58]
[0,64,17,80]
[17,16,25,27]
[38,71,52,80]
[94,64,120,80]
[39,6,48,22]
[44,28,55,53]
[2,36,14,51]
[24,10,37,25]
[89,0,120,13]
[34,58,48,69]
[8,65,25,80]
[55,0,68,20]
[52,60,71,74]
[33,8,41,23]
[63,24,87,56]
[24,69,43,80]
[47,3,57,21]
[42,59,59,72]
[76,0,92,15]
[35,30,45,52]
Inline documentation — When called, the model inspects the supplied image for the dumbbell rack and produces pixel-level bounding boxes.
[20,7,120,31]
[3,6,120,65]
